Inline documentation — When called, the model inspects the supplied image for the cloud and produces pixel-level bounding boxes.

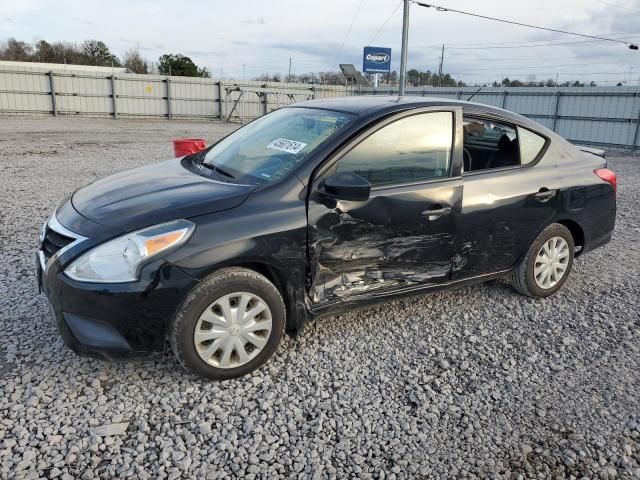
[243,16,265,25]
[1,0,637,83]
[267,41,360,61]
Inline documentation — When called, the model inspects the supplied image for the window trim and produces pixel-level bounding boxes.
[314,107,460,189]
[461,112,550,177]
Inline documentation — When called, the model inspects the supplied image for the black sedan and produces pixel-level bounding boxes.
[37,96,616,379]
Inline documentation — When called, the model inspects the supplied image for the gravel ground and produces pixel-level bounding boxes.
[0,117,639,479]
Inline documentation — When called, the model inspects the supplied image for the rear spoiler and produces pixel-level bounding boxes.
[576,145,606,159]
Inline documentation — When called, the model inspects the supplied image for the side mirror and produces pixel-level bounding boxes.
[322,172,371,201]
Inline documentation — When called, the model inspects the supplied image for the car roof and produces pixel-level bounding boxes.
[292,95,534,127]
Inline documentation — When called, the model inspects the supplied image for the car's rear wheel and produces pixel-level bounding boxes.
[170,267,285,380]
[510,223,575,298]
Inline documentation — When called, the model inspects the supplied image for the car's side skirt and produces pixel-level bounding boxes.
[309,267,515,318]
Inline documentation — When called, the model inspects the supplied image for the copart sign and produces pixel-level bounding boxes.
[363,46,392,74]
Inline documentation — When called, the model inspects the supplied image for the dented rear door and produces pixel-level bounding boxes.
[306,107,464,306]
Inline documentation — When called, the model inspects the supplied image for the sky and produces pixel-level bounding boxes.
[2,0,640,85]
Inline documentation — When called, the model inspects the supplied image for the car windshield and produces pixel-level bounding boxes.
[203,107,354,184]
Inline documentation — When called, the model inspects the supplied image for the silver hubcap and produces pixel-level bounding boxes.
[193,292,272,369]
[534,236,570,289]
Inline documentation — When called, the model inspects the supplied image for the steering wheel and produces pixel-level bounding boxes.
[463,148,472,172]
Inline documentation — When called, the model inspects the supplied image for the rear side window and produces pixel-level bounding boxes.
[463,118,519,171]
[463,116,547,172]
[336,111,453,186]
[517,127,546,164]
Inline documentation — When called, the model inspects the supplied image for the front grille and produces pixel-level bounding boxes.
[41,226,74,262]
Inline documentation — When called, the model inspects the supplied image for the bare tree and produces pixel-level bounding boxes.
[122,48,148,74]
[0,38,33,61]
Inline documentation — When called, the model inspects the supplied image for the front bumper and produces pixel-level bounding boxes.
[37,213,198,359]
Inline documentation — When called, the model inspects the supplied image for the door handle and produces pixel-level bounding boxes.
[421,206,452,219]
[534,188,557,202]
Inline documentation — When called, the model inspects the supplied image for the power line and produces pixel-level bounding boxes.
[413,2,639,50]
[449,54,636,64]
[593,0,639,11]
[333,0,366,65]
[447,59,636,73]
[411,32,640,51]
[368,0,403,45]
[423,31,640,47]
[444,35,640,50]
[451,71,634,76]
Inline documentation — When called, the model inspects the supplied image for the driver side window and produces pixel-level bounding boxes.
[336,111,453,186]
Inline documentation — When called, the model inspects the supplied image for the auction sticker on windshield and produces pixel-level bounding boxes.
[266,138,308,155]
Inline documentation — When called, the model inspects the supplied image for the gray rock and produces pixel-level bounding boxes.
[0,119,637,480]
[90,422,129,437]
[198,422,211,436]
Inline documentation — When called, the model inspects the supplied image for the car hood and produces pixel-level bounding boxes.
[72,158,252,232]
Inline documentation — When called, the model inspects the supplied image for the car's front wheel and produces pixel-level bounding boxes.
[510,223,575,298]
[170,267,285,380]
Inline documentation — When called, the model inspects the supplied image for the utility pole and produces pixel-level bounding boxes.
[243,64,246,81]
[438,44,444,87]
[399,0,410,96]
[288,57,292,82]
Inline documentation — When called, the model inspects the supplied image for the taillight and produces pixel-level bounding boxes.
[594,168,617,194]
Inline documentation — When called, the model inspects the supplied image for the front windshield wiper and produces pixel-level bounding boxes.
[197,160,236,179]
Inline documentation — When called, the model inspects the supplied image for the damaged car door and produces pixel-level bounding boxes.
[454,114,556,278]
[307,108,463,305]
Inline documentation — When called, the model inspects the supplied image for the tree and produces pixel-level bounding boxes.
[407,68,420,86]
[34,40,56,62]
[0,37,33,61]
[82,40,120,66]
[382,70,398,85]
[198,67,211,78]
[122,48,148,74]
[158,53,210,77]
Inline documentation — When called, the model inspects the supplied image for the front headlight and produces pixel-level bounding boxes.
[65,220,195,283]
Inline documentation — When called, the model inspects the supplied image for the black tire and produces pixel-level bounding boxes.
[510,223,575,298]
[170,267,285,380]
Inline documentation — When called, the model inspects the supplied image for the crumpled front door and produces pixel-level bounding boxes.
[307,180,462,305]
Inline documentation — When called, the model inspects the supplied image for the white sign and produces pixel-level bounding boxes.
[266,138,307,155]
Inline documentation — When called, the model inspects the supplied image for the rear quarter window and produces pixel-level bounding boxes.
[517,127,547,165]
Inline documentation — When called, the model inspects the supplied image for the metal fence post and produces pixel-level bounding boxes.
[110,75,119,119]
[48,71,58,117]
[552,91,561,132]
[632,92,640,150]
[501,90,507,109]
[261,92,268,116]
[217,81,224,120]
[166,77,172,120]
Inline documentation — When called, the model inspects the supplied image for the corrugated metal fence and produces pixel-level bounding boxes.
[359,86,640,149]
[0,67,349,122]
[2,66,640,149]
